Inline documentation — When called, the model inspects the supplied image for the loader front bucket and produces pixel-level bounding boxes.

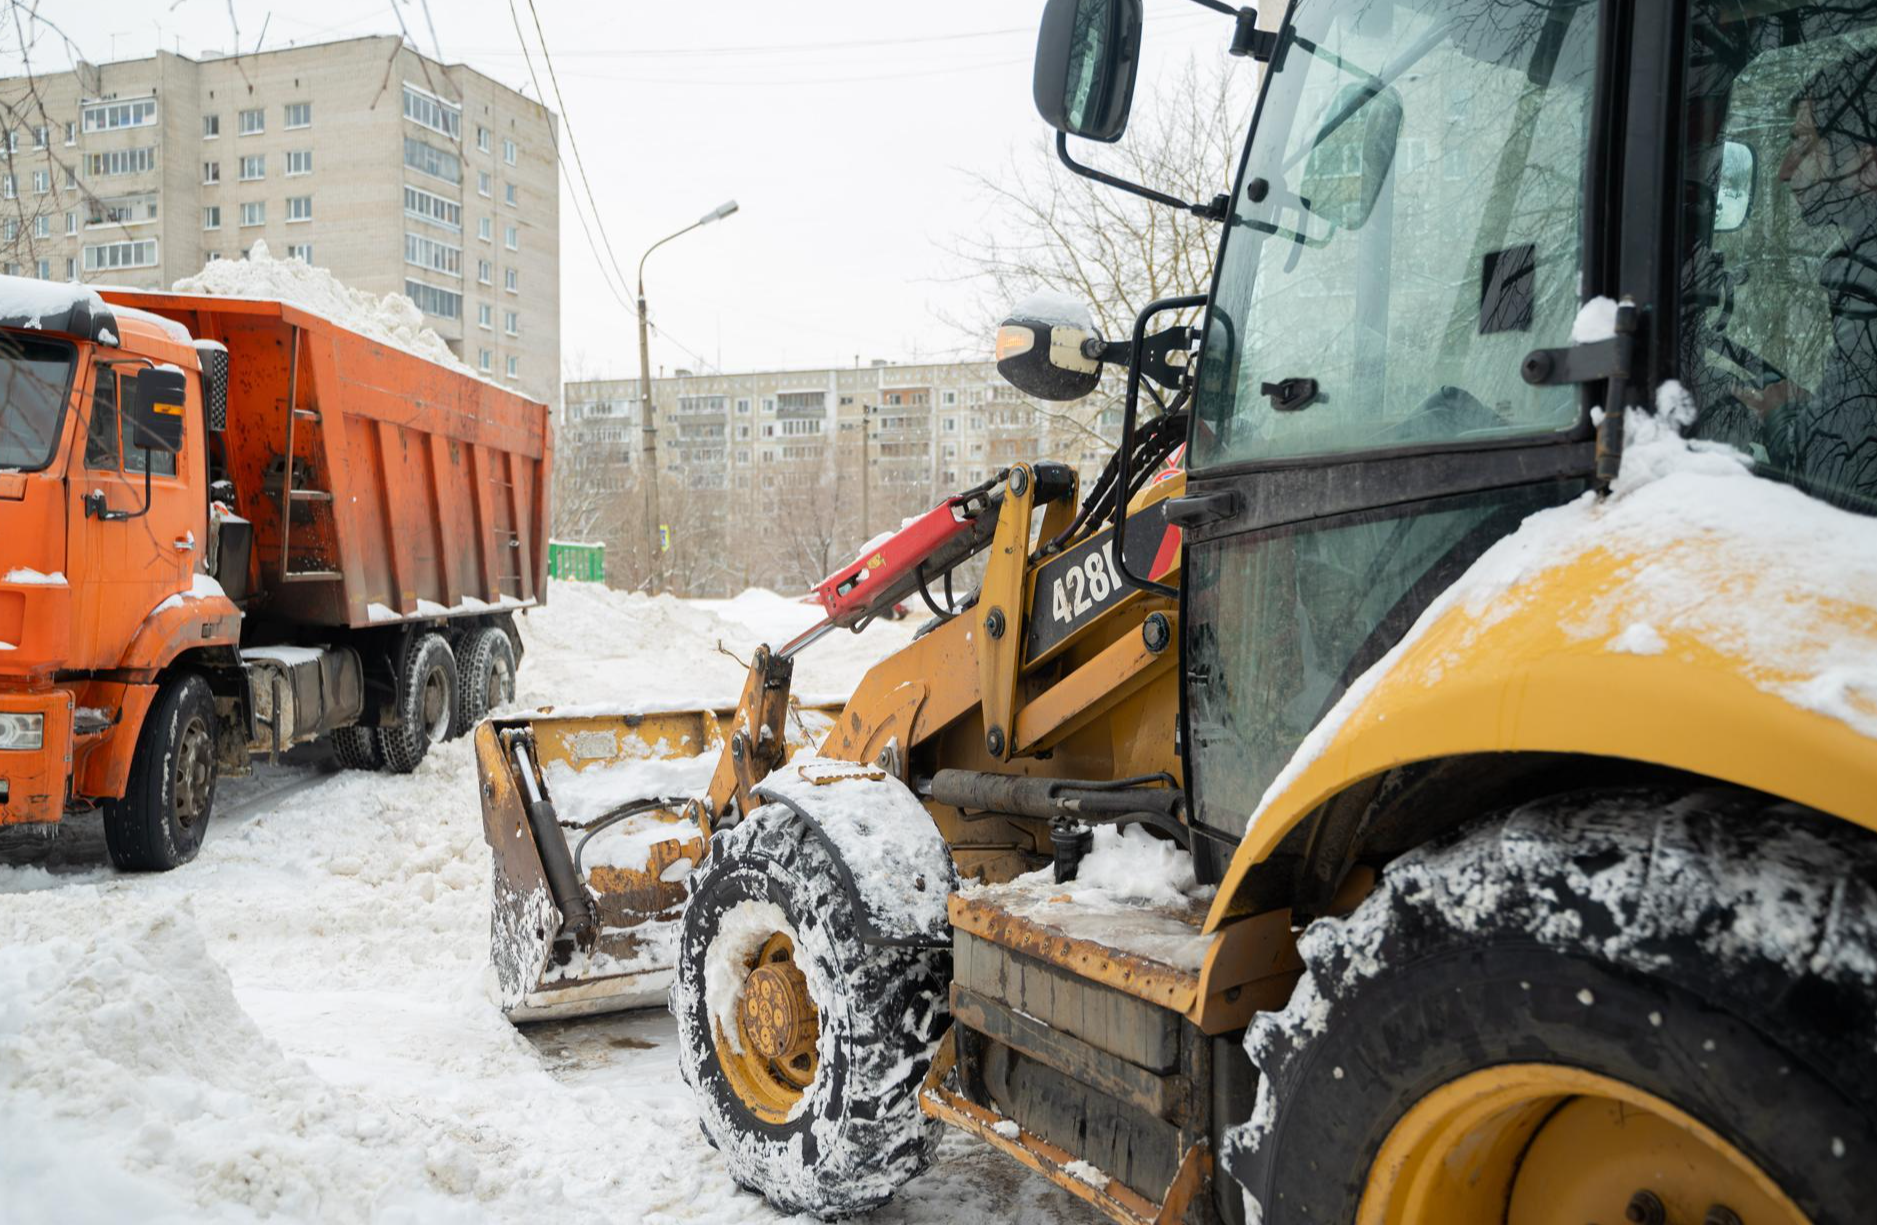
[476,702,838,1022]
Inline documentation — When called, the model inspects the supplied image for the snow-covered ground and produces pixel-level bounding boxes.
[0,582,1099,1224]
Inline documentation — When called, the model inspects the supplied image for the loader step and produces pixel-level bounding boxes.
[279,569,342,582]
[289,489,333,502]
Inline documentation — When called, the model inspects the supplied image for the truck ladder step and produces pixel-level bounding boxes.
[289,489,333,502]
[279,569,343,582]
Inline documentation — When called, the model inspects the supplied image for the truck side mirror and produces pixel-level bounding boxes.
[1299,82,1404,232]
[996,294,1104,402]
[1034,0,1144,144]
[1716,139,1754,233]
[129,366,187,455]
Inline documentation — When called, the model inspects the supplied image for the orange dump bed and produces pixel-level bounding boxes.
[100,291,551,629]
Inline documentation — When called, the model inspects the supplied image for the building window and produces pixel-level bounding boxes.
[504,223,517,250]
[3,220,14,241]
[943,417,956,432]
[504,309,518,336]
[503,267,518,293]
[942,390,957,406]
[401,85,460,138]
[403,184,462,231]
[30,170,48,194]
[32,215,48,239]
[405,279,462,320]
[405,231,462,277]
[504,182,517,207]
[240,201,265,227]
[35,258,48,279]
[286,195,312,222]
[31,126,46,148]
[477,259,491,285]
[478,302,492,329]
[82,239,158,271]
[287,243,313,263]
[3,175,14,200]
[203,205,220,230]
[284,102,312,129]
[86,147,156,177]
[64,256,75,279]
[62,121,75,145]
[83,99,157,132]
[479,348,492,371]
[64,211,75,235]
[503,138,517,165]
[286,149,312,176]
[476,126,490,153]
[478,217,492,242]
[62,166,75,190]
[478,170,491,197]
[506,355,519,379]
[202,114,219,139]
[403,136,461,185]
[238,154,264,181]
[238,107,264,135]
[203,161,220,184]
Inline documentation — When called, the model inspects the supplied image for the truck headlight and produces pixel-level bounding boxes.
[0,712,44,750]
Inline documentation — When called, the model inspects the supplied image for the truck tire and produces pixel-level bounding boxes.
[672,803,949,1217]
[378,632,457,774]
[1226,789,1877,1225]
[328,725,382,771]
[102,674,219,872]
[454,626,516,736]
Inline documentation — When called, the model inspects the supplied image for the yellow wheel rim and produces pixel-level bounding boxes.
[715,931,822,1124]
[1358,1064,1810,1225]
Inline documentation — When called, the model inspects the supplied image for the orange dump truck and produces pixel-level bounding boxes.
[0,278,550,869]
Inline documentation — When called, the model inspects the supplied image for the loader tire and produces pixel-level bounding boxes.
[454,626,516,736]
[672,803,949,1218]
[1225,789,1877,1225]
[378,632,457,774]
[328,725,382,771]
[102,674,218,871]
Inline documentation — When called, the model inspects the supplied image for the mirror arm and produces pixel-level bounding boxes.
[1111,293,1207,603]
[1056,132,1229,223]
[1181,0,1277,62]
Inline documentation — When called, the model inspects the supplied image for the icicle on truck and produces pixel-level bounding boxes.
[0,281,549,869]
[478,0,1877,1221]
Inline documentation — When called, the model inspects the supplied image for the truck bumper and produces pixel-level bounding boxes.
[0,688,74,825]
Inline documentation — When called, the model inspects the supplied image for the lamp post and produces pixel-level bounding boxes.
[636,199,739,592]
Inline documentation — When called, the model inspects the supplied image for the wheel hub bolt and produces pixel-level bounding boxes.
[1705,1207,1743,1225]
[1625,1190,1666,1225]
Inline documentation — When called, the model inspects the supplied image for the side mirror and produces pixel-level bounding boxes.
[129,366,187,454]
[996,294,1104,402]
[1299,83,1404,231]
[1716,139,1754,233]
[1034,0,1144,144]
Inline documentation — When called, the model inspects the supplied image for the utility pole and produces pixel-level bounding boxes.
[859,403,870,544]
[634,199,739,593]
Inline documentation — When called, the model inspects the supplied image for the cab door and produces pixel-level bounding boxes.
[1177,0,1610,878]
[67,361,202,665]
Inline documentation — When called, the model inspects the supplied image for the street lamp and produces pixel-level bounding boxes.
[636,199,739,592]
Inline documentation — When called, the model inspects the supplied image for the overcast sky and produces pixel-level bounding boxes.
[5,0,1236,381]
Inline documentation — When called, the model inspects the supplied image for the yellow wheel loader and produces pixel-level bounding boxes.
[479,0,1877,1220]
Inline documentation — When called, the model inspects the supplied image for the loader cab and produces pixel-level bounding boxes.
[1035,0,1877,882]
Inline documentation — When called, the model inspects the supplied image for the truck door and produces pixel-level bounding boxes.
[68,362,202,663]
[1178,0,1608,874]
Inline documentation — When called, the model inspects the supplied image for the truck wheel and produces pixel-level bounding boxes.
[1226,790,1877,1225]
[672,803,949,1217]
[328,725,382,771]
[454,626,516,735]
[102,674,219,871]
[379,633,457,774]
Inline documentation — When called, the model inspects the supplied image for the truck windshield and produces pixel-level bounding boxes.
[0,332,77,472]
[1679,3,1877,516]
[1191,0,1600,470]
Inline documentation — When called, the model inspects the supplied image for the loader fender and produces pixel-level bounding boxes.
[750,757,956,948]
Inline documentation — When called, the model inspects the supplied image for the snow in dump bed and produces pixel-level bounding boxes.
[960,825,1217,974]
[170,241,480,381]
[1246,388,1877,829]
[106,302,195,344]
[1,583,1095,1223]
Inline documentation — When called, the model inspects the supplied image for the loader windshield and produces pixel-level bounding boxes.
[0,332,76,473]
[1679,2,1877,515]
[1192,0,1600,470]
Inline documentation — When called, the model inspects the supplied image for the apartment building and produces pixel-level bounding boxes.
[560,360,1124,594]
[0,37,560,404]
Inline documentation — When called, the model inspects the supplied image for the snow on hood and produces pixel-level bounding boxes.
[1248,386,1877,829]
[170,241,483,382]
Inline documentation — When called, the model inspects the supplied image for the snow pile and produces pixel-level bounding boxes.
[1569,294,1620,343]
[960,826,1215,973]
[1013,289,1095,332]
[0,278,105,326]
[171,241,476,379]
